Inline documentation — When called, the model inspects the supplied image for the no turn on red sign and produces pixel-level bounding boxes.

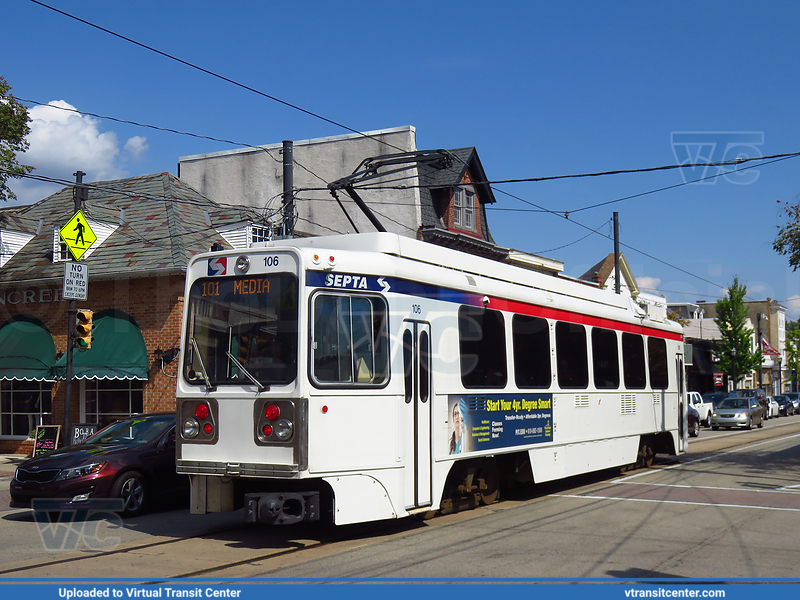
[63,261,88,301]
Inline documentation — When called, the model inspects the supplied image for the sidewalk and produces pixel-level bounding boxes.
[0,454,27,472]
[0,454,26,512]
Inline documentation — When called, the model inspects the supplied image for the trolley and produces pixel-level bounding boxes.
[176,233,686,525]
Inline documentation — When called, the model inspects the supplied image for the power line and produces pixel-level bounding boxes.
[18,97,281,158]
[28,0,409,156]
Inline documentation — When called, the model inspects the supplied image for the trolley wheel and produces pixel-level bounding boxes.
[478,460,500,505]
[637,443,654,468]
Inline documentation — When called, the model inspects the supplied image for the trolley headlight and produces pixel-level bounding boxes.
[183,418,200,438]
[275,419,293,440]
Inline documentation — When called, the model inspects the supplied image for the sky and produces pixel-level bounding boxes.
[5,0,800,317]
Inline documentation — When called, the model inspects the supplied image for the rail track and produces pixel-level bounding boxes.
[3,418,798,581]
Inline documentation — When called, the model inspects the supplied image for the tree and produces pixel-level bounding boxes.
[773,197,800,270]
[0,76,33,202]
[713,277,762,389]
[667,310,689,327]
[785,328,800,392]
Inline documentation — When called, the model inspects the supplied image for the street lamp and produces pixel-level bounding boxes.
[731,348,738,392]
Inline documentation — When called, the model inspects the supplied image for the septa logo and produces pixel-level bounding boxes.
[208,257,227,276]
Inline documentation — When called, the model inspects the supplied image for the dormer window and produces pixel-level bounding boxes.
[52,229,70,262]
[250,224,272,245]
[454,186,476,231]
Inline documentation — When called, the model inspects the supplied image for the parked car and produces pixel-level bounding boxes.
[688,405,700,437]
[735,388,768,418]
[702,392,733,410]
[774,395,794,416]
[688,392,713,426]
[710,397,764,430]
[10,413,186,517]
[785,392,800,413]
[766,396,780,419]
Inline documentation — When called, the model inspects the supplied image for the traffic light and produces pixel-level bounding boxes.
[75,309,93,349]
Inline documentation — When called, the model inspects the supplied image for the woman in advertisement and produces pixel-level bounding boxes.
[449,401,465,454]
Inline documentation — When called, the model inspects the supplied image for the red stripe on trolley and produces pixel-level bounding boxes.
[487,297,683,341]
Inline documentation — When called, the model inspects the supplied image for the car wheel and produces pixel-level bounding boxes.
[745,417,752,430]
[111,471,147,517]
[757,416,763,428]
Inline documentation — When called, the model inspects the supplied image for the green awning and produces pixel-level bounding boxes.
[52,310,149,380]
[0,316,57,381]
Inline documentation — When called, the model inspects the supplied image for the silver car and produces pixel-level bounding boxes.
[710,397,764,430]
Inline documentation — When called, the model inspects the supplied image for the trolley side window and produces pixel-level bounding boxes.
[622,332,647,389]
[459,306,507,388]
[512,315,551,388]
[647,337,669,389]
[556,322,588,388]
[311,294,389,386]
[592,327,620,389]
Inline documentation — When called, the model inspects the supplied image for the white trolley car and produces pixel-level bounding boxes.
[176,233,687,526]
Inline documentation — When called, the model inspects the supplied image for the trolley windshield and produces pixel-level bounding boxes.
[184,274,298,388]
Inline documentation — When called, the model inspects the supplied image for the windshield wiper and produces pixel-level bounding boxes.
[226,351,268,393]
[190,338,216,392]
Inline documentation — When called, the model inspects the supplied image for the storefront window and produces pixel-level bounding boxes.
[84,379,144,428]
[0,381,52,438]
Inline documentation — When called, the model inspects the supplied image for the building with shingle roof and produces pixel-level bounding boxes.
[0,172,263,453]
[179,127,562,274]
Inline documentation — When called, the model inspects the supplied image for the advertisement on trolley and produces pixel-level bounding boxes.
[448,393,553,455]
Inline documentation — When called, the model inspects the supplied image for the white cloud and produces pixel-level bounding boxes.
[6,100,149,205]
[637,276,662,293]
[124,136,149,160]
[785,295,800,320]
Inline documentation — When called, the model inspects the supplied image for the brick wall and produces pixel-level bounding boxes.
[0,274,185,453]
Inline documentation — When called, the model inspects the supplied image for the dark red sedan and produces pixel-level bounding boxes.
[10,413,186,517]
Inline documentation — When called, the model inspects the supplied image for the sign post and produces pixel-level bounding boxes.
[60,171,92,447]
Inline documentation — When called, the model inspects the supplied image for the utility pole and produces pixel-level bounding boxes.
[281,140,294,238]
[62,170,85,442]
[757,312,764,390]
[613,212,621,294]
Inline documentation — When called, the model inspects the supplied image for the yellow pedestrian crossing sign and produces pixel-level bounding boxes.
[59,210,97,261]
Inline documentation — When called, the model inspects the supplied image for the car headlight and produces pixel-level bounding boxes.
[55,462,106,481]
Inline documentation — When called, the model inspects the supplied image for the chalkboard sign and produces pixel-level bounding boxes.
[32,425,61,457]
[70,423,98,445]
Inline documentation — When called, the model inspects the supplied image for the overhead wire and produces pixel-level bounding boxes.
[28,0,410,156]
[18,1,800,295]
[14,98,797,275]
